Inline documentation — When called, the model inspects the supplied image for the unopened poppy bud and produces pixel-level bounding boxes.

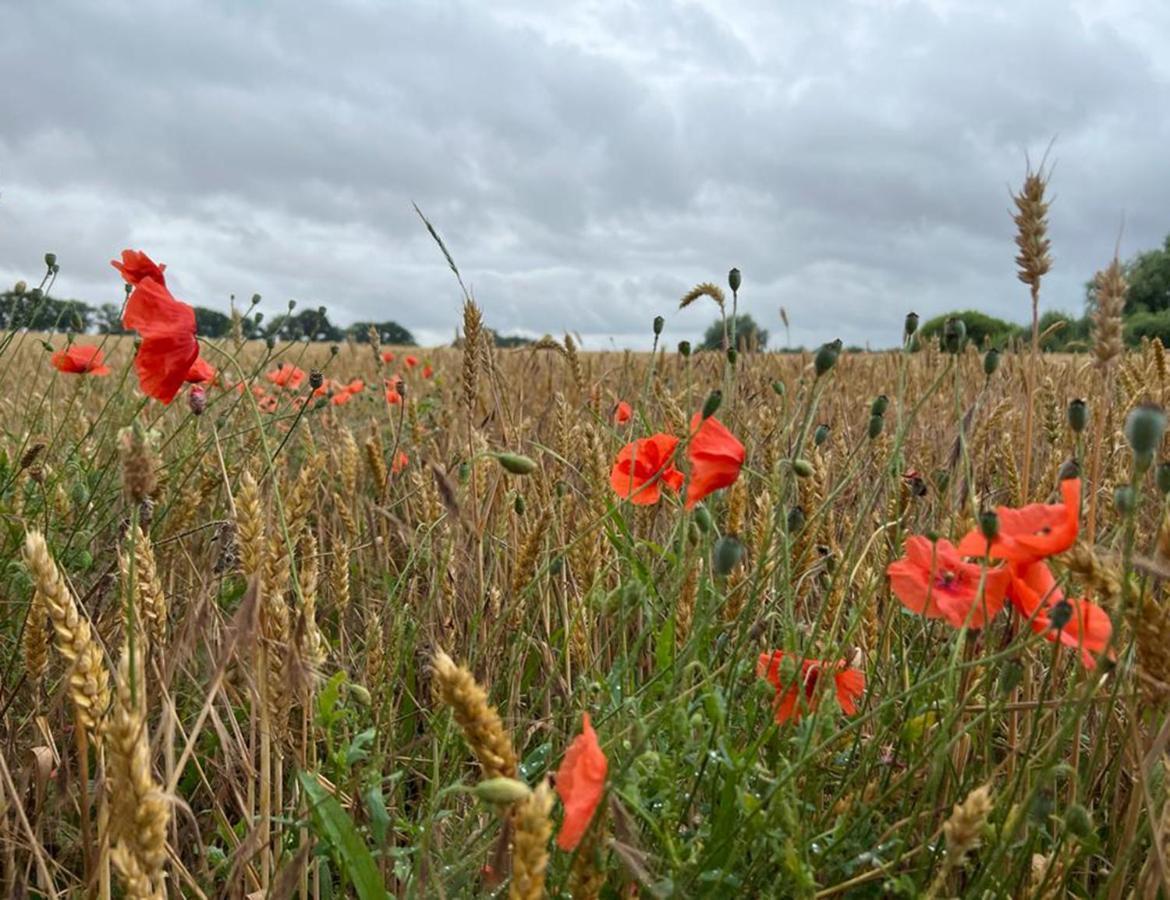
[678,340,691,357]
[1063,803,1094,841]
[287,299,297,311]
[348,683,372,705]
[814,342,839,377]
[44,252,56,269]
[255,311,265,324]
[942,317,966,353]
[317,305,327,317]
[1048,598,1073,631]
[13,280,26,294]
[871,395,889,417]
[728,267,741,292]
[653,315,665,336]
[309,370,324,390]
[979,510,999,541]
[473,777,532,805]
[983,348,1000,376]
[265,336,276,350]
[726,348,737,366]
[787,506,806,533]
[693,503,713,533]
[330,344,339,356]
[904,311,919,337]
[1114,485,1137,515]
[712,535,744,576]
[496,452,537,475]
[701,389,722,420]
[867,414,884,440]
[1124,403,1167,458]
[549,554,564,575]
[771,380,785,396]
[513,493,526,515]
[792,459,814,478]
[30,287,43,300]
[188,385,207,416]
[1157,462,1170,495]
[458,462,470,483]
[814,423,830,446]
[1067,399,1088,434]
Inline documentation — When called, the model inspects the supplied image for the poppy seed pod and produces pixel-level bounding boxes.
[1067,399,1088,434]
[1057,458,1080,482]
[496,452,538,475]
[44,252,57,269]
[653,315,665,336]
[904,311,919,337]
[786,506,806,533]
[942,317,966,353]
[871,395,889,417]
[1124,403,1167,459]
[1114,485,1137,515]
[814,423,831,446]
[1048,598,1073,631]
[265,335,276,350]
[693,503,713,533]
[726,348,737,366]
[1157,461,1170,495]
[712,535,745,576]
[287,299,297,311]
[678,340,692,357]
[983,348,1000,377]
[728,268,741,292]
[701,389,723,420]
[814,342,839,377]
[309,370,324,390]
[867,414,884,440]
[979,509,999,541]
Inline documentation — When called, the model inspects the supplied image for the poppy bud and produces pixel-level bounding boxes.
[701,389,722,420]
[309,370,324,390]
[496,453,537,475]
[979,510,999,541]
[678,340,691,357]
[693,503,713,533]
[871,395,889,417]
[814,423,830,447]
[1114,485,1137,515]
[942,317,966,353]
[288,299,297,311]
[44,252,56,269]
[513,493,526,514]
[1067,399,1088,434]
[867,415,884,440]
[904,312,919,337]
[549,554,564,575]
[983,348,1000,376]
[712,535,744,576]
[330,344,339,356]
[792,459,814,478]
[998,659,1024,695]
[29,287,43,300]
[653,315,665,336]
[1057,458,1080,481]
[188,385,206,416]
[255,311,265,324]
[1063,803,1094,841]
[814,342,839,377]
[317,305,327,317]
[1048,599,1073,631]
[728,268,741,292]
[13,280,26,294]
[787,506,806,533]
[726,348,737,366]
[1158,462,1170,496]
[1124,403,1167,459]
[771,380,785,396]
[265,336,276,350]
[473,777,532,805]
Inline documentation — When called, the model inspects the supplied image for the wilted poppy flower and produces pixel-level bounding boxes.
[258,395,279,413]
[405,355,419,368]
[422,364,434,379]
[610,434,684,505]
[122,277,199,404]
[757,651,865,725]
[51,345,111,376]
[185,356,216,384]
[392,450,409,474]
[385,376,403,405]
[111,249,166,286]
[554,713,607,851]
[956,478,1080,563]
[887,536,1012,630]
[685,414,745,509]
[1008,560,1112,668]
[614,401,633,425]
[381,350,396,363]
[267,363,306,390]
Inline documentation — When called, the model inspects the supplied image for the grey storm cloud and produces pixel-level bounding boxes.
[1,0,1168,348]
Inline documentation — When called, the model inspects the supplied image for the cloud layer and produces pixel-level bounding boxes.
[2,0,1168,348]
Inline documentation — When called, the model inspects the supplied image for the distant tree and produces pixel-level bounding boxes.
[1124,309,1170,346]
[0,292,92,332]
[193,306,232,338]
[1037,310,1090,351]
[349,321,416,346]
[919,310,1018,348]
[701,314,768,352]
[493,333,534,348]
[96,303,130,334]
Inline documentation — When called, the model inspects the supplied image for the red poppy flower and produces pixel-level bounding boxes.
[610,434,684,505]
[51,345,111,376]
[258,395,279,413]
[757,651,866,725]
[344,378,364,394]
[887,535,1012,630]
[121,277,199,404]
[956,479,1080,563]
[111,249,166,286]
[313,379,333,398]
[422,364,433,379]
[555,713,607,851]
[1008,560,1112,668]
[330,389,354,406]
[266,363,306,390]
[392,450,409,474]
[381,351,396,363]
[405,355,418,368]
[185,356,216,384]
[614,401,633,425]
[385,376,403,405]
[684,414,745,509]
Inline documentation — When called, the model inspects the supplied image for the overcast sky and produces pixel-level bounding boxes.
[2,0,1168,349]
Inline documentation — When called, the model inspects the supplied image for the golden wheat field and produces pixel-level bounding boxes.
[4,206,1170,900]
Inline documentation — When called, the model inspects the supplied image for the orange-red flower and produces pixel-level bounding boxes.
[405,355,418,368]
[381,350,396,363]
[266,363,306,390]
[756,651,865,725]
[258,395,279,413]
[614,401,633,424]
[956,478,1080,563]
[51,345,110,376]
[330,389,354,406]
[887,536,1012,630]
[122,277,199,404]
[1008,560,1112,669]
[554,713,607,851]
[685,414,745,509]
[392,450,409,474]
[111,249,166,286]
[385,376,403,405]
[422,364,434,379]
[610,434,684,505]
[185,356,216,384]
[344,378,364,394]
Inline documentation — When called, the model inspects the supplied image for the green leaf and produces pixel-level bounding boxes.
[298,771,388,900]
